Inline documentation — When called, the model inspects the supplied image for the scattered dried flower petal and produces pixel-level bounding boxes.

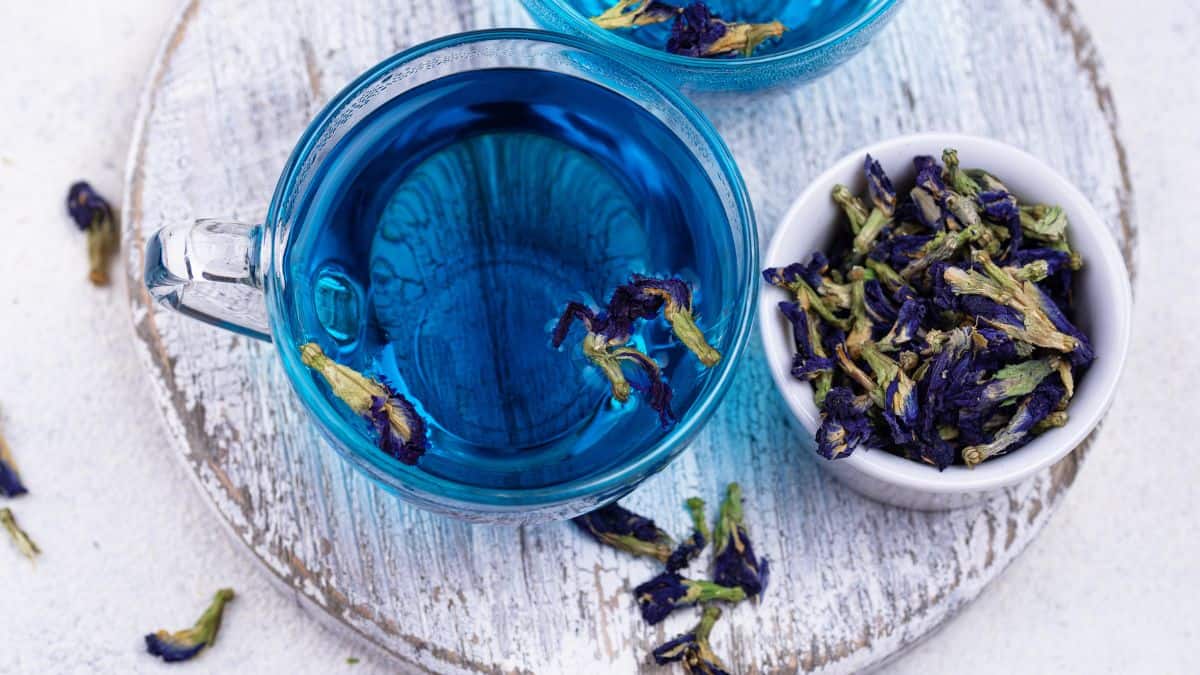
[145,589,235,663]
[634,571,745,625]
[666,496,710,572]
[0,424,28,497]
[66,181,119,286]
[573,502,675,563]
[0,507,38,560]
[711,483,769,598]
[651,604,730,674]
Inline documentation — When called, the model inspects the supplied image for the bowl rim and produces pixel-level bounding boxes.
[759,132,1133,494]
[521,0,901,69]
[264,28,761,512]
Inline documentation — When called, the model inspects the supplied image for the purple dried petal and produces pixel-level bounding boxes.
[615,347,677,428]
[863,279,898,325]
[978,189,1022,258]
[66,181,114,231]
[1031,284,1094,366]
[551,302,596,348]
[0,457,27,498]
[666,2,728,57]
[651,605,729,674]
[864,154,897,217]
[633,572,745,625]
[712,484,768,598]
[778,302,834,380]
[368,393,427,465]
[815,387,876,459]
[572,502,675,564]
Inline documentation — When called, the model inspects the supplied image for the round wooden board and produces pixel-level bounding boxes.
[123,0,1136,672]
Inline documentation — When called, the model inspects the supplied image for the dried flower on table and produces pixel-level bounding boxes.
[0,507,39,560]
[665,497,710,572]
[299,343,428,465]
[572,502,675,563]
[711,483,768,598]
[634,571,745,625]
[66,181,119,286]
[145,588,235,663]
[0,420,28,497]
[652,604,730,675]
[765,149,1094,469]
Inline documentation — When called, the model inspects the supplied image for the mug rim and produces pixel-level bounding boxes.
[262,28,759,513]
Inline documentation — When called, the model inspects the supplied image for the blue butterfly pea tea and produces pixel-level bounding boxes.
[287,68,737,490]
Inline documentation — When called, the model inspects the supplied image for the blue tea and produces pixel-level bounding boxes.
[283,68,736,489]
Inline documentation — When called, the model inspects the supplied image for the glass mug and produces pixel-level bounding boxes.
[144,30,758,523]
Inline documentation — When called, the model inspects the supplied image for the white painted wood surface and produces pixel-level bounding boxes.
[122,0,1135,672]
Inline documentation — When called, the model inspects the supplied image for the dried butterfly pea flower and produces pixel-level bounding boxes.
[815,386,876,459]
[66,181,119,286]
[861,343,919,446]
[876,295,926,352]
[0,507,38,560]
[712,483,769,598]
[633,275,722,367]
[591,0,679,28]
[145,589,235,663]
[666,1,785,58]
[651,604,730,675]
[845,268,876,357]
[634,571,746,625]
[1020,204,1068,242]
[0,424,28,497]
[852,155,897,255]
[762,265,849,329]
[942,148,981,197]
[833,184,870,234]
[962,377,1065,467]
[666,497,711,572]
[862,278,899,327]
[778,302,835,382]
[573,502,675,564]
[977,357,1062,406]
[299,343,428,465]
[553,291,677,427]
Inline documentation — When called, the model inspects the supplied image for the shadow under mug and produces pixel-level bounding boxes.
[143,29,759,523]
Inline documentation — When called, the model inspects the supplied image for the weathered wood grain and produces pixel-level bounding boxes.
[122,0,1136,672]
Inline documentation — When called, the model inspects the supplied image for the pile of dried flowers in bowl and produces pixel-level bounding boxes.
[763,149,1094,470]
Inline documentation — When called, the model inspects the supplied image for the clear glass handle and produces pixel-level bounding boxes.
[144,219,271,341]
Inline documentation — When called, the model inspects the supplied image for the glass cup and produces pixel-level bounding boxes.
[144,29,758,523]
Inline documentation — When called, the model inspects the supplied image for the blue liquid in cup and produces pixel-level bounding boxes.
[283,68,736,490]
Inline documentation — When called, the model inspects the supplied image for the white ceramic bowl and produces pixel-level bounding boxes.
[760,133,1132,510]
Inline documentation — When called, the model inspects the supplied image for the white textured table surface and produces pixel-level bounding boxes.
[0,1,1194,673]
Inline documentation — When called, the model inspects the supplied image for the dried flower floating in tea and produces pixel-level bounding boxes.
[590,0,785,58]
[651,605,730,675]
[0,419,28,497]
[765,150,1093,469]
[299,343,428,465]
[145,589,235,663]
[552,276,720,428]
[66,181,119,286]
[590,0,679,29]
[0,507,39,560]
